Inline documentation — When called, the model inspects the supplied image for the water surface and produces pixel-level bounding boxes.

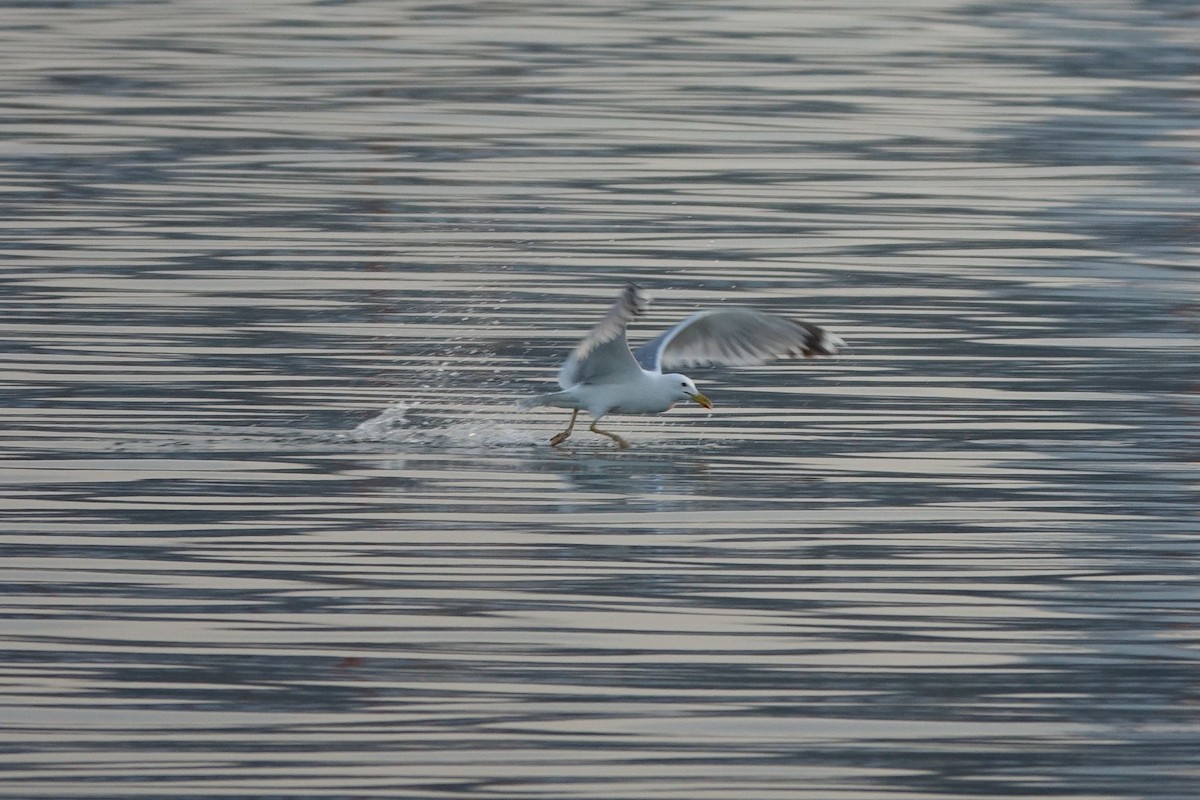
[1,1,1198,798]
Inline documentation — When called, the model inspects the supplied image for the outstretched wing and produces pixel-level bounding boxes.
[558,284,651,388]
[634,307,843,372]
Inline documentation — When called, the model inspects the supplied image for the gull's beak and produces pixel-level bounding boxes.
[688,392,713,410]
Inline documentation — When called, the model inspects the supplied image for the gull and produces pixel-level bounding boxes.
[521,284,843,448]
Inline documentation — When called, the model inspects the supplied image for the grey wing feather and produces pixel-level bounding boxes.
[634,307,843,372]
[558,284,651,388]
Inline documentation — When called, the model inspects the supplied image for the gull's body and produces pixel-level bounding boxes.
[522,284,843,448]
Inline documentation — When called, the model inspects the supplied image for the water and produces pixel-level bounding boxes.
[1,1,1198,798]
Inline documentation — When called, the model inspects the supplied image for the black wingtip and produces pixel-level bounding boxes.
[807,325,845,356]
[621,282,651,315]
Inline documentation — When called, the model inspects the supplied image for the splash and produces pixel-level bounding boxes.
[349,401,414,440]
[347,400,541,448]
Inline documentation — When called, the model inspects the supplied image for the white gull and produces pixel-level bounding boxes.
[521,283,843,448]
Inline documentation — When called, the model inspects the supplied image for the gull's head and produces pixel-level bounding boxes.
[666,373,713,409]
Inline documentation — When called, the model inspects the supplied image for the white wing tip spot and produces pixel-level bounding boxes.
[820,331,846,355]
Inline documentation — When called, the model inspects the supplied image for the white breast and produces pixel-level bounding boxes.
[580,371,677,417]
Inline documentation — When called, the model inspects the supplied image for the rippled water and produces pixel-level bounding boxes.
[2,1,1198,798]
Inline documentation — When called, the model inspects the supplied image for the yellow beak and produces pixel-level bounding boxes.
[688,392,713,409]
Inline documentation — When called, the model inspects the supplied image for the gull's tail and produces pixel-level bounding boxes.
[517,390,576,411]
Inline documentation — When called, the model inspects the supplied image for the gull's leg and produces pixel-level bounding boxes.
[549,410,578,446]
[589,419,630,450]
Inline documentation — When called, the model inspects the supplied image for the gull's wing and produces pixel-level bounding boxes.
[634,307,843,373]
[558,284,650,388]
